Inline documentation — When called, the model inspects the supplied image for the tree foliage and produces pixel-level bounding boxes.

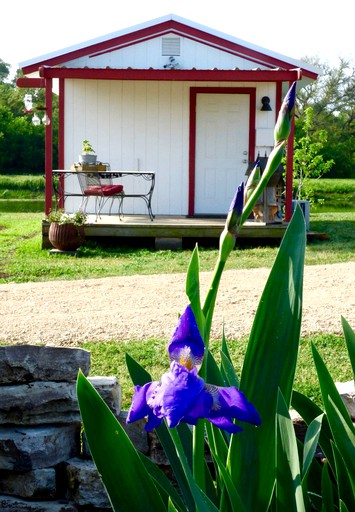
[0,59,10,82]
[0,64,58,173]
[293,107,334,201]
[296,57,355,178]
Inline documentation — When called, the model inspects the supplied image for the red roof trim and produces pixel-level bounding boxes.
[21,19,318,80]
[39,66,303,82]
[16,77,46,88]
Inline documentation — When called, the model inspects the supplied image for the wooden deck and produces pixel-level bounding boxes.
[42,214,288,249]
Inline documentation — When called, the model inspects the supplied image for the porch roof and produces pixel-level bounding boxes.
[35,66,304,82]
[19,14,320,81]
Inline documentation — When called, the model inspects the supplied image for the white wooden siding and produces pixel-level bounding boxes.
[255,83,277,156]
[64,80,276,215]
[66,34,271,72]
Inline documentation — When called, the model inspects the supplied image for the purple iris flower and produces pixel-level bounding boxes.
[168,305,205,370]
[127,305,261,434]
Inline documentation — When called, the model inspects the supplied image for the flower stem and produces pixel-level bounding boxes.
[169,425,208,506]
[241,141,286,226]
[193,420,206,492]
[202,256,226,350]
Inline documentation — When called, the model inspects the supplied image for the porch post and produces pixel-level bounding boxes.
[284,80,295,222]
[44,78,53,215]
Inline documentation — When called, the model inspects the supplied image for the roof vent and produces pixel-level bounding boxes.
[162,37,181,56]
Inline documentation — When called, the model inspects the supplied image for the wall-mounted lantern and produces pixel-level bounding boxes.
[260,96,272,111]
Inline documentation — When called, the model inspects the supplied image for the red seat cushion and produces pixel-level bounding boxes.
[84,185,101,196]
[84,184,124,196]
[101,184,124,196]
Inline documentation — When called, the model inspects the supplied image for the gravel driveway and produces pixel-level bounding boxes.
[0,262,354,346]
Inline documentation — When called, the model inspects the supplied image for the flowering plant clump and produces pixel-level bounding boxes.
[77,83,355,512]
[46,208,87,226]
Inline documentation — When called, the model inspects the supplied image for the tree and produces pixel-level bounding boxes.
[293,107,334,201]
[296,57,355,178]
[0,106,46,171]
[297,57,354,118]
[0,59,10,83]
[0,64,58,172]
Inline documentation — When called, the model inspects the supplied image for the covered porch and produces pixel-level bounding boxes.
[42,214,288,250]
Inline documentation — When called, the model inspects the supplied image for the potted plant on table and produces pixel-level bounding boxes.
[47,209,87,251]
[79,139,97,165]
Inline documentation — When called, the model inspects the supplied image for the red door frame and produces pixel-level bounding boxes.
[188,87,256,216]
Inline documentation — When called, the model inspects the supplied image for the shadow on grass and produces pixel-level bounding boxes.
[309,218,354,244]
[306,216,354,264]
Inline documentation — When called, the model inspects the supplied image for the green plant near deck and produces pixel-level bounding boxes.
[81,139,96,154]
[292,107,334,203]
[46,208,87,226]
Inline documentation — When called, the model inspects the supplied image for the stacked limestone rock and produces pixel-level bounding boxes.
[0,345,121,512]
[1,345,353,511]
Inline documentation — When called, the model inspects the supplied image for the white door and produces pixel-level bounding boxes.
[195,93,250,215]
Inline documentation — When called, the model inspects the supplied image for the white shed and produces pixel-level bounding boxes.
[17,14,319,221]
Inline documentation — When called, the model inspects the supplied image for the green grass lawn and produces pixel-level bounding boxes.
[308,179,355,211]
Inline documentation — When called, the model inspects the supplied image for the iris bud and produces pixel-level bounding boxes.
[219,182,244,262]
[226,182,244,235]
[244,161,261,204]
[274,81,296,144]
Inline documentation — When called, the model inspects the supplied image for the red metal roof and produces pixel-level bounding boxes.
[20,15,319,81]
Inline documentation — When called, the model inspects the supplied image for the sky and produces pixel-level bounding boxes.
[2,0,354,79]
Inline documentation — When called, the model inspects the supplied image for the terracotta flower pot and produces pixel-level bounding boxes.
[49,223,85,251]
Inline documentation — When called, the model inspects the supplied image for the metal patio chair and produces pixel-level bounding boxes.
[77,172,124,220]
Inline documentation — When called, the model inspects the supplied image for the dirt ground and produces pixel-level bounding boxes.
[0,261,354,347]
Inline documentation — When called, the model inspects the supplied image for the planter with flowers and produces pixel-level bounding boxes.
[47,209,87,251]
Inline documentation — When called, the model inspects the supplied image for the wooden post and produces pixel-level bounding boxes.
[285,81,295,223]
[44,78,53,215]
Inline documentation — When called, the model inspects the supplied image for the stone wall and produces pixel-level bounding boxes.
[0,345,139,512]
[1,345,353,512]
